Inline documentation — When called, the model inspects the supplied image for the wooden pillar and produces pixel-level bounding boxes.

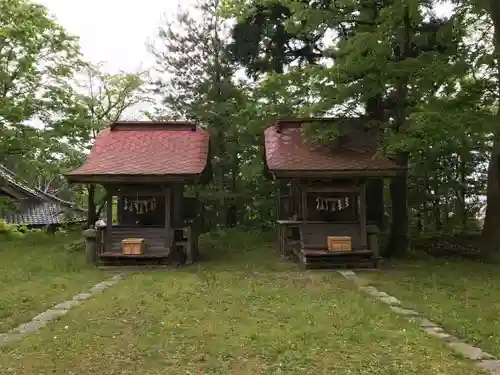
[277,184,282,251]
[185,227,193,264]
[301,189,308,221]
[105,189,113,253]
[164,185,172,252]
[172,183,184,228]
[276,184,281,220]
[359,182,368,249]
[366,178,385,229]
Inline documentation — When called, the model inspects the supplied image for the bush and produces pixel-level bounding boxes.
[64,238,86,252]
[0,219,25,239]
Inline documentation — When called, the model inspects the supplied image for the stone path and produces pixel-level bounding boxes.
[338,270,500,375]
[0,273,126,348]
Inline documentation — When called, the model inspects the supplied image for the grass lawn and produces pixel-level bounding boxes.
[360,256,500,359]
[0,230,487,375]
[0,230,109,332]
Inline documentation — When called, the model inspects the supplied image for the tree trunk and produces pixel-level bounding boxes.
[217,163,226,228]
[86,184,98,228]
[443,197,450,230]
[385,6,411,258]
[366,179,385,229]
[458,155,467,231]
[226,155,239,227]
[481,138,500,255]
[417,205,423,234]
[385,169,409,257]
[433,199,442,231]
[481,0,500,256]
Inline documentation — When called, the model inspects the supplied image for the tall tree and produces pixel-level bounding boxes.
[149,0,248,228]
[0,0,80,161]
[227,0,328,76]
[225,0,465,255]
[477,0,500,254]
[46,64,146,226]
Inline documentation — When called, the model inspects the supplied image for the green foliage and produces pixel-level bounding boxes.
[219,0,498,249]
[0,0,497,250]
[64,238,86,252]
[0,196,20,213]
[0,218,27,240]
[0,230,106,331]
[149,0,274,229]
[0,0,81,159]
[46,64,147,150]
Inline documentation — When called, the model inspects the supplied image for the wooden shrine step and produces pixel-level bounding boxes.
[292,247,378,269]
[100,252,170,259]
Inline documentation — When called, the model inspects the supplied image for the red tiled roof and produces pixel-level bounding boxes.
[66,121,210,179]
[264,119,403,174]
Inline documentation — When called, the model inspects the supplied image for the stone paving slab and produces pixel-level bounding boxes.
[53,300,81,311]
[448,342,493,360]
[33,309,68,322]
[423,326,452,339]
[419,318,438,328]
[338,270,356,277]
[73,292,92,301]
[389,306,419,316]
[379,295,402,305]
[12,319,50,334]
[0,333,22,348]
[360,286,388,298]
[89,282,111,293]
[479,360,500,375]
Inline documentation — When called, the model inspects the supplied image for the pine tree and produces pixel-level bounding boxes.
[149,0,247,227]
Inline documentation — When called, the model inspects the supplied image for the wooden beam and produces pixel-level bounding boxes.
[301,189,308,221]
[277,184,281,220]
[66,174,200,185]
[105,190,113,253]
[359,182,367,249]
[304,186,362,194]
[272,169,405,179]
[112,184,164,196]
[185,227,193,264]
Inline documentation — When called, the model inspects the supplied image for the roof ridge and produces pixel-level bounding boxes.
[0,164,83,210]
[109,120,199,131]
[0,164,44,199]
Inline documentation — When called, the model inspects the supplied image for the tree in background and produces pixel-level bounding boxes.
[461,0,500,255]
[148,0,267,229]
[45,64,147,226]
[227,0,327,77]
[0,0,80,162]
[2,0,498,257]
[221,0,495,255]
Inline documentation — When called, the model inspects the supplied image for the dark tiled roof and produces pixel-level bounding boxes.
[264,118,404,174]
[0,165,85,226]
[3,201,85,226]
[65,121,210,180]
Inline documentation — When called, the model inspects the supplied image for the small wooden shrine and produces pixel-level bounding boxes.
[65,121,211,265]
[264,118,405,268]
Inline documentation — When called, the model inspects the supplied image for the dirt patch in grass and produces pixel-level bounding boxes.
[411,232,484,260]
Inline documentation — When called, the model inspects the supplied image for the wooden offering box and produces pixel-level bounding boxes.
[327,236,352,252]
[122,238,145,255]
